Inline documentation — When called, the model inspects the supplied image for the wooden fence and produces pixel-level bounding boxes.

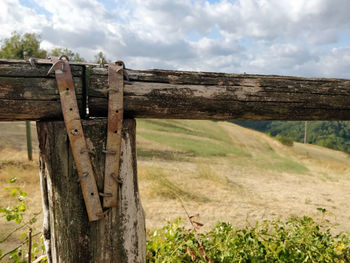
[1,58,350,262]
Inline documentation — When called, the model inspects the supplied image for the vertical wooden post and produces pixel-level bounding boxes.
[28,228,32,263]
[304,121,308,144]
[26,121,32,161]
[37,119,145,263]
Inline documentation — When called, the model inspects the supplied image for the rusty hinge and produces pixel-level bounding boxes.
[103,61,125,207]
[48,56,104,222]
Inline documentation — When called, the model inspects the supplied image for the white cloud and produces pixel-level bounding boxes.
[0,0,49,38]
[316,47,350,78]
[1,0,350,78]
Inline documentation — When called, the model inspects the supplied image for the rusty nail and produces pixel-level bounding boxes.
[96,208,111,217]
[71,129,79,135]
[77,172,89,182]
[102,149,116,155]
[111,173,123,184]
[99,192,113,197]
[80,148,95,155]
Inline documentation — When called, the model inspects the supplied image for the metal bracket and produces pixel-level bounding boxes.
[49,56,104,222]
[103,61,124,207]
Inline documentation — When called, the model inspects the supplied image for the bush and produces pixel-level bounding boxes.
[147,214,350,262]
[275,135,294,146]
[0,178,46,262]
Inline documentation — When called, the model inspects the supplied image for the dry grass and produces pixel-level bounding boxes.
[138,120,350,232]
[0,122,42,254]
[1,120,350,250]
[0,149,42,253]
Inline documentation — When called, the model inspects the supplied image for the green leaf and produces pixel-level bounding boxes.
[317,208,327,214]
[18,195,25,201]
[10,188,18,196]
[10,177,17,183]
[6,215,14,221]
[18,203,26,212]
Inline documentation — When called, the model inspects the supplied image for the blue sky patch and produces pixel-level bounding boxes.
[19,0,52,17]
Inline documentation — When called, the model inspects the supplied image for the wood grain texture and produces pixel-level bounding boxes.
[1,59,350,120]
[0,60,84,121]
[89,68,350,120]
[37,119,146,263]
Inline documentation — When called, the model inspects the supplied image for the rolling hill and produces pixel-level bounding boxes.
[0,119,350,242]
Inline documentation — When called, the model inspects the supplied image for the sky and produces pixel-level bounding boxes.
[1,0,350,78]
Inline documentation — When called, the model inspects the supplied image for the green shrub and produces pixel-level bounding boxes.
[0,178,46,263]
[275,135,294,146]
[147,214,350,262]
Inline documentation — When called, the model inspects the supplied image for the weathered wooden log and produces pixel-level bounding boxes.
[1,59,350,121]
[37,119,146,263]
[0,60,84,120]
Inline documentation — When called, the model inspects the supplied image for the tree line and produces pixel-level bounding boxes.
[234,121,350,154]
[0,31,108,63]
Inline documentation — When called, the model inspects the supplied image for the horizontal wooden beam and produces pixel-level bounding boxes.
[0,60,84,120]
[1,59,350,121]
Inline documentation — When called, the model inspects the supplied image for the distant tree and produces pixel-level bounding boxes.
[73,53,85,62]
[94,51,108,64]
[234,120,350,153]
[0,32,48,162]
[0,31,47,59]
[49,47,85,62]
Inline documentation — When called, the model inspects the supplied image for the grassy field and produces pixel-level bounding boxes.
[1,120,350,253]
[136,120,350,232]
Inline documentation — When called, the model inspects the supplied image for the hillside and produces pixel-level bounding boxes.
[1,120,350,241]
[136,120,350,231]
[234,121,350,154]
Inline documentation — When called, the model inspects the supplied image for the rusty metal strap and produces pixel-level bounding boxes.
[48,56,104,222]
[103,61,124,207]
